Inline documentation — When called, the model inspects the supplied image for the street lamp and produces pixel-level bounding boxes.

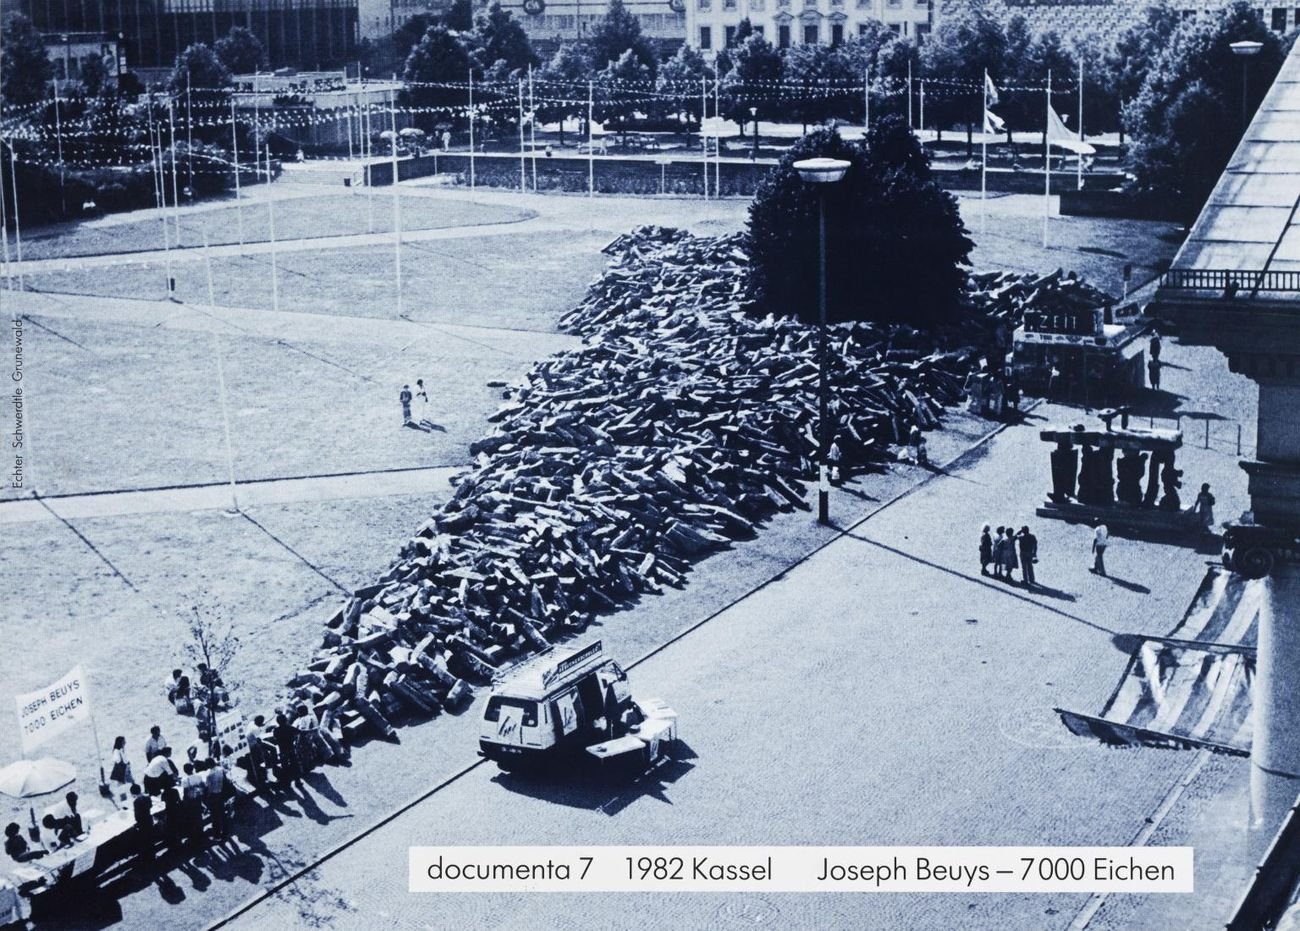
[1231,40,1263,134]
[793,156,851,525]
[749,106,759,161]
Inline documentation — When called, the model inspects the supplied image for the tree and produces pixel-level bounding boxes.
[782,43,857,130]
[875,36,918,126]
[594,49,652,144]
[720,34,780,130]
[657,43,712,125]
[1025,30,1076,147]
[79,55,110,97]
[472,2,539,76]
[444,0,474,32]
[184,604,241,754]
[402,24,474,127]
[169,44,232,94]
[1073,32,1121,136]
[540,43,593,143]
[746,118,973,327]
[1,13,53,106]
[1124,1,1283,220]
[1107,0,1182,137]
[588,0,656,75]
[920,0,1006,156]
[215,26,267,75]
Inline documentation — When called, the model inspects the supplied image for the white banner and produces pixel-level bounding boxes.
[410,846,1194,893]
[15,666,92,755]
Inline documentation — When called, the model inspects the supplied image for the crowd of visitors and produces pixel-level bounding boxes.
[979,525,1039,587]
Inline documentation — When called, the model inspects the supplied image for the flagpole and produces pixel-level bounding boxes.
[714,76,721,195]
[700,77,707,199]
[469,70,476,191]
[981,69,988,236]
[168,95,182,248]
[528,64,537,191]
[588,79,595,199]
[267,145,279,313]
[919,80,925,138]
[907,59,913,129]
[231,97,243,247]
[863,64,869,138]
[1077,57,1085,192]
[1043,69,1051,249]
[518,78,526,193]
[390,89,403,318]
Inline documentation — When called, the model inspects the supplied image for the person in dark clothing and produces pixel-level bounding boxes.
[979,525,993,576]
[61,792,83,837]
[1016,526,1038,587]
[273,713,299,785]
[399,385,413,425]
[161,787,184,854]
[4,822,44,862]
[1148,358,1161,390]
[130,785,155,864]
[1149,330,1161,362]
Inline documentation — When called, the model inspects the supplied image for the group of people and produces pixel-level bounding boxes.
[244,706,347,791]
[3,792,85,864]
[399,379,432,427]
[165,665,231,742]
[964,365,1022,421]
[979,525,1039,587]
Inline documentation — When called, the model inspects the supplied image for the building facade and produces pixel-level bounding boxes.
[493,0,686,50]
[15,0,360,72]
[686,0,932,53]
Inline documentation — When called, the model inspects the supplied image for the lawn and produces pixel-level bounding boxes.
[17,193,535,260]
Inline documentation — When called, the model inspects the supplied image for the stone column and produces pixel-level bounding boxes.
[1252,564,1300,849]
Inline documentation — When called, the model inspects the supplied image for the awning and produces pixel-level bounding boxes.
[1057,566,1263,756]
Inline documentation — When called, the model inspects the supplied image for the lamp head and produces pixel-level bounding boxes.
[793,157,850,184]
[1231,40,1264,57]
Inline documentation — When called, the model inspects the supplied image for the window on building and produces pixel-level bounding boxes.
[889,22,901,33]
[831,0,843,7]
[778,23,791,47]
[804,23,818,43]
[751,0,765,9]
[778,0,791,8]
[724,0,737,8]
[753,23,765,36]
[700,25,712,48]
[915,22,930,44]
[856,0,871,6]
[804,0,817,8]
[697,0,711,9]
[831,22,843,45]
[887,0,902,7]
[725,24,737,44]
[857,21,871,35]
[1273,6,1287,29]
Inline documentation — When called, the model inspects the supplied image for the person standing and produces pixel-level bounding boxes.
[1001,520,1019,583]
[1016,526,1038,587]
[992,527,1007,580]
[1149,329,1162,363]
[204,760,229,841]
[273,712,299,785]
[1091,522,1109,576]
[130,785,155,865]
[109,736,133,788]
[1148,358,1162,391]
[979,524,993,576]
[1194,483,1217,531]
[144,725,166,762]
[143,746,178,796]
[399,384,413,426]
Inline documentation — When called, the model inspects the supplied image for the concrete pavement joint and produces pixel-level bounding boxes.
[32,493,139,593]
[238,510,351,596]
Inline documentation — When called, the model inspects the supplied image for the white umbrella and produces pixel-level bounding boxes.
[399,127,426,138]
[378,129,398,141]
[0,758,77,798]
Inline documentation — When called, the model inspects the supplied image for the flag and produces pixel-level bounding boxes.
[1046,107,1096,154]
[983,109,1006,134]
[984,73,1000,107]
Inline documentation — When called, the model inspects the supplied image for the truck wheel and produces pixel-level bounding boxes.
[1233,546,1275,580]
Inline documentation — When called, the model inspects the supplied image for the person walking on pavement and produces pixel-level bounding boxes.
[1148,358,1162,391]
[979,524,993,576]
[1016,526,1038,587]
[1091,522,1109,576]
[1001,520,1019,583]
[399,384,413,426]
[1149,329,1162,363]
[1194,483,1216,532]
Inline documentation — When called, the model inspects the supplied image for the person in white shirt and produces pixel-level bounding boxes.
[1091,522,1109,576]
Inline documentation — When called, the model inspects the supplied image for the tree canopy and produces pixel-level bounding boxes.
[215,26,267,75]
[1124,1,1285,219]
[472,2,539,77]
[1,13,53,107]
[746,117,973,326]
[402,24,474,120]
[587,0,657,75]
[168,44,232,93]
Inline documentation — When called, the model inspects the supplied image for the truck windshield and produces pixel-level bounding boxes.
[484,696,538,727]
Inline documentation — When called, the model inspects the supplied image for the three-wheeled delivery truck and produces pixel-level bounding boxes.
[478,640,678,773]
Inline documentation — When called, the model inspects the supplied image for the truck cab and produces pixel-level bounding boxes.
[478,640,678,772]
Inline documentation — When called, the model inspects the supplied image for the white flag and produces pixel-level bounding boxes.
[985,73,1000,107]
[984,109,1006,134]
[15,666,92,755]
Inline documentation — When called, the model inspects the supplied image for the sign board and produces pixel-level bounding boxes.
[15,666,92,756]
[541,641,603,689]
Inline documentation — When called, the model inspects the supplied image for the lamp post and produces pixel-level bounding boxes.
[1231,40,1263,134]
[749,107,759,161]
[793,157,851,525]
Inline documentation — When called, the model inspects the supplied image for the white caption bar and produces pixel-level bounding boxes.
[410,846,1193,893]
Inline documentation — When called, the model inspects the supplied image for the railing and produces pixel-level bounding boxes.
[1160,268,1300,293]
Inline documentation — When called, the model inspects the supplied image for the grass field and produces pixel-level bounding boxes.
[18,193,535,261]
